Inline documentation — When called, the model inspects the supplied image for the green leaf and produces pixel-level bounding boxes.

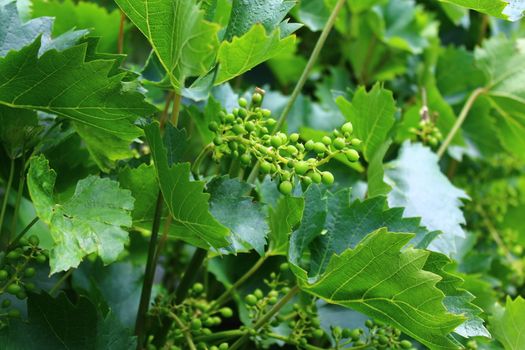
[489,296,525,349]
[0,293,136,349]
[296,0,330,32]
[0,38,153,139]
[424,252,490,338]
[0,2,87,56]
[474,37,525,160]
[293,228,464,350]
[208,177,268,255]
[27,155,134,274]
[144,122,230,250]
[116,0,220,92]
[385,142,469,256]
[215,24,296,85]
[440,0,524,21]
[289,185,438,277]
[224,0,297,40]
[31,0,122,53]
[367,139,392,197]
[336,83,396,162]
[267,195,304,256]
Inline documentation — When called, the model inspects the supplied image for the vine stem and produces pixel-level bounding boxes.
[118,11,126,54]
[437,88,486,159]
[194,329,244,342]
[273,0,346,132]
[210,255,268,310]
[135,192,164,349]
[267,333,328,350]
[7,217,39,251]
[10,151,26,236]
[191,143,214,178]
[0,157,15,249]
[229,285,300,350]
[169,311,197,350]
[49,269,73,296]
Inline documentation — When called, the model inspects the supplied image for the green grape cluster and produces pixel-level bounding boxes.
[209,90,361,195]
[150,283,233,350]
[0,235,47,325]
[335,319,415,350]
[409,119,442,147]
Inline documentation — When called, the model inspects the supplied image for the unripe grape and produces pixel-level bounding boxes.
[36,254,47,264]
[245,121,256,132]
[238,108,247,118]
[6,284,22,295]
[192,282,204,294]
[233,108,239,116]
[351,138,362,146]
[279,181,293,195]
[341,122,353,134]
[286,145,298,155]
[25,282,36,291]
[279,262,289,271]
[342,328,352,338]
[252,92,263,105]
[210,346,219,350]
[333,137,346,150]
[365,320,374,328]
[6,251,20,260]
[322,136,332,145]
[313,329,324,339]
[294,161,309,175]
[400,340,412,349]
[271,135,282,148]
[225,114,235,123]
[232,124,246,135]
[321,171,334,185]
[266,117,276,126]
[313,142,326,154]
[349,329,361,340]
[268,297,278,305]
[16,291,27,300]
[191,319,202,330]
[208,121,219,132]
[305,140,314,151]
[260,161,272,174]
[254,289,264,299]
[240,154,251,166]
[332,326,342,337]
[289,133,300,143]
[345,149,360,162]
[220,307,233,318]
[245,294,258,306]
[212,316,222,325]
[24,267,36,278]
[301,176,312,185]
[378,335,389,345]
[308,172,322,184]
[0,270,8,280]
[213,136,223,146]
[238,97,248,108]
[219,343,229,350]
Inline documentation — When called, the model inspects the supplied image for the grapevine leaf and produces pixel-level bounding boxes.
[367,139,392,198]
[385,142,469,256]
[296,0,330,32]
[424,252,490,338]
[0,38,153,139]
[293,229,464,350]
[336,83,397,162]
[0,293,136,349]
[289,185,438,277]
[116,0,220,92]
[27,155,134,274]
[31,0,122,53]
[267,195,304,256]
[474,37,525,160]
[208,177,268,255]
[144,122,230,250]
[215,24,296,85]
[489,296,525,349]
[224,0,297,40]
[0,2,87,56]
[440,0,524,21]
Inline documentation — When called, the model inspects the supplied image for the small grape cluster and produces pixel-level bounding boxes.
[150,283,233,350]
[330,319,414,350]
[0,235,47,325]
[409,119,442,147]
[209,90,361,195]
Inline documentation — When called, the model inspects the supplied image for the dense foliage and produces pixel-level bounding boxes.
[0,0,524,349]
